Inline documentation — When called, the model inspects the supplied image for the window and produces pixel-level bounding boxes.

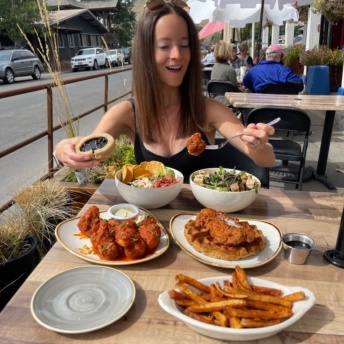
[67,34,75,47]
[58,33,64,48]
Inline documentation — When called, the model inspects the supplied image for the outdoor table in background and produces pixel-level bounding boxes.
[0,179,343,343]
[225,92,344,190]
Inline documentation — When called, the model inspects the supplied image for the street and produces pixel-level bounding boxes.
[0,67,133,207]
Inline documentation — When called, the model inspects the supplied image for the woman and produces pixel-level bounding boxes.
[210,40,239,107]
[239,41,254,69]
[54,0,275,180]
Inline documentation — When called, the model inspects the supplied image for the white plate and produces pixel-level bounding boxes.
[56,209,169,265]
[31,266,135,334]
[158,276,315,341]
[170,214,282,269]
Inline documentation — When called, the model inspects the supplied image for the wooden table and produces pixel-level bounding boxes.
[225,92,344,190]
[1,179,344,343]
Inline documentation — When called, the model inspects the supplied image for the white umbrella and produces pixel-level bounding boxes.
[188,0,299,28]
[216,0,313,10]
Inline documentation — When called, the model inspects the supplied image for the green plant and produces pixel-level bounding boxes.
[283,45,303,66]
[300,46,344,67]
[312,0,344,23]
[14,179,71,256]
[0,208,32,264]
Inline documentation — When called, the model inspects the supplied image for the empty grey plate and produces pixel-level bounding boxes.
[31,266,135,333]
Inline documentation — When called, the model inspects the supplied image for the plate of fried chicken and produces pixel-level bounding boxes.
[170,209,282,269]
[55,205,169,265]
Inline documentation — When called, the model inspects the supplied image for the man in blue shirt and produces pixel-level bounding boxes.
[202,46,216,64]
[243,44,303,93]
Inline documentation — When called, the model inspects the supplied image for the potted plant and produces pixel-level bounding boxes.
[0,208,37,311]
[300,46,344,92]
[312,0,344,23]
[283,45,304,76]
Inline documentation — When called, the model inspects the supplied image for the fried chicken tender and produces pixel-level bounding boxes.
[90,220,123,260]
[77,205,101,237]
[187,132,206,156]
[184,208,266,261]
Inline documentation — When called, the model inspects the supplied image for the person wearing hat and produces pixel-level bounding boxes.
[242,43,303,93]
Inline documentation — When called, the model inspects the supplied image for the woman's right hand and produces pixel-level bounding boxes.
[54,137,100,170]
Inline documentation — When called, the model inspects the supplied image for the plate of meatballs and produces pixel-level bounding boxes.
[55,205,169,265]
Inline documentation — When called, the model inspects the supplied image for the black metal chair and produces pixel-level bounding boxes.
[246,106,311,190]
[207,81,241,118]
[260,82,303,95]
[208,138,270,188]
[207,80,240,96]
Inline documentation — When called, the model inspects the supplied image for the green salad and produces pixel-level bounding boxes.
[192,167,260,193]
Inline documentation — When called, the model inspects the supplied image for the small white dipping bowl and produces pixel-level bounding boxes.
[107,203,140,221]
[190,168,260,213]
[115,168,183,209]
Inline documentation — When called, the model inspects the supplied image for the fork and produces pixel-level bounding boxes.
[205,117,281,150]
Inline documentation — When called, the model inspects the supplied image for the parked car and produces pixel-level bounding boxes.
[0,48,43,84]
[122,47,132,64]
[106,49,124,66]
[71,47,109,72]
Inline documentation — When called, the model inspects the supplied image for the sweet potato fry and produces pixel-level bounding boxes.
[229,316,243,328]
[225,307,292,320]
[176,274,210,293]
[169,290,189,300]
[184,309,214,325]
[251,285,282,296]
[175,299,198,307]
[176,283,207,304]
[213,311,228,327]
[235,266,252,291]
[241,318,281,328]
[187,299,247,313]
[246,300,291,314]
[282,291,305,302]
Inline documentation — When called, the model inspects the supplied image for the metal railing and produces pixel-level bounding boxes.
[0,67,132,213]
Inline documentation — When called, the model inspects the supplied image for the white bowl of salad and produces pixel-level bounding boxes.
[115,167,183,209]
[190,167,260,213]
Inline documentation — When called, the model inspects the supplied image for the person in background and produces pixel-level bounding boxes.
[239,41,254,69]
[210,40,239,106]
[243,43,303,93]
[54,0,275,181]
[229,44,247,69]
[202,45,216,64]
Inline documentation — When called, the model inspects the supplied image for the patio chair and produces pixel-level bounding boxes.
[207,81,242,118]
[246,106,311,190]
[208,137,270,188]
[260,82,303,95]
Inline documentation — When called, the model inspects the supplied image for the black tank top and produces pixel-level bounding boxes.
[128,98,218,181]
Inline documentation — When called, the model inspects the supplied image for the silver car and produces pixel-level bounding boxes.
[0,48,43,84]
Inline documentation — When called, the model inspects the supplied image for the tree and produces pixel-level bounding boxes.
[0,0,40,46]
[111,0,136,47]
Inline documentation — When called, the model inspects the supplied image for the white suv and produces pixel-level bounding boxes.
[71,47,109,72]
[106,49,124,67]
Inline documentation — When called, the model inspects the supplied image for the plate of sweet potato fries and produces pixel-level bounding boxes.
[158,266,315,341]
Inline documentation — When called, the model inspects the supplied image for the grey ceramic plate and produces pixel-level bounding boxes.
[31,266,135,333]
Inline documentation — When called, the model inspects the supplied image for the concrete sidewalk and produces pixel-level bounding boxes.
[269,109,344,193]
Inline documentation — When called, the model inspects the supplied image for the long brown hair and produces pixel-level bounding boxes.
[132,4,206,143]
